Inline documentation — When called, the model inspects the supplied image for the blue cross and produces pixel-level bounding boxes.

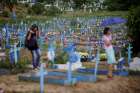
[127,43,132,65]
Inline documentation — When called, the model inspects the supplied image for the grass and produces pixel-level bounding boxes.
[0,3,128,25]
[61,10,128,18]
[0,9,128,25]
[22,11,128,21]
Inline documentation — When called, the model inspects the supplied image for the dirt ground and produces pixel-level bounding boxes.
[0,74,140,93]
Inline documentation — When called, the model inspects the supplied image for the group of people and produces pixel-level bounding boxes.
[25,24,116,79]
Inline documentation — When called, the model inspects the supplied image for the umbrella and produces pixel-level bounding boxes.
[101,17,127,26]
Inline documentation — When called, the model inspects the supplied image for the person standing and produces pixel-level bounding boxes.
[103,27,116,79]
[25,24,41,70]
[0,32,2,49]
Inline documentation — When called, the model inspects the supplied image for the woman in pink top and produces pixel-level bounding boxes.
[103,27,116,78]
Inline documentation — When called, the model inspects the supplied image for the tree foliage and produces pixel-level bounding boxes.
[31,3,45,15]
[0,0,17,11]
[37,0,56,4]
[45,6,62,16]
[72,0,93,9]
[127,6,140,56]
[104,0,140,11]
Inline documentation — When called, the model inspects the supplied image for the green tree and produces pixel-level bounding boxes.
[72,0,93,9]
[127,6,140,56]
[37,0,45,3]
[0,0,17,18]
[104,0,140,11]
[37,0,56,4]
[31,3,45,15]
[45,6,62,16]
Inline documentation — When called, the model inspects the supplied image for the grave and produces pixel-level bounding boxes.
[56,52,84,71]
[19,70,98,85]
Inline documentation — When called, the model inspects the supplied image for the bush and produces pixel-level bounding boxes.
[2,11,10,17]
[24,3,29,8]
[55,51,68,64]
[29,3,45,15]
[0,49,29,70]
[0,60,12,69]
[104,0,140,11]
[0,19,6,25]
[127,6,140,56]
[0,58,28,70]
[44,6,62,16]
[27,8,33,15]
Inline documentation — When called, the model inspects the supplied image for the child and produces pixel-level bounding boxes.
[102,27,116,79]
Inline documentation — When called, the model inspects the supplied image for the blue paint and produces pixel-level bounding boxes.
[38,36,45,49]
[68,52,78,63]
[127,43,132,65]
[117,57,125,71]
[77,57,129,76]
[94,49,100,80]
[67,62,72,83]
[9,48,14,64]
[76,75,96,82]
[14,44,18,64]
[66,43,78,84]
[12,10,16,20]
[100,17,127,27]
[86,44,94,62]
[5,24,11,48]
[9,46,20,64]
[60,34,64,48]
[77,68,108,74]
[18,32,25,48]
[77,68,128,76]
[64,43,75,53]
[47,38,56,68]
[40,64,44,93]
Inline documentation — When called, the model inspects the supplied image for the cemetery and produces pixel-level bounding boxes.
[0,0,140,93]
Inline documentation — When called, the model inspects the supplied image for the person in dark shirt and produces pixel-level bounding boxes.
[0,33,2,49]
[25,24,41,70]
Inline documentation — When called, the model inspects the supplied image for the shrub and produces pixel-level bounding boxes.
[24,3,29,8]
[127,6,140,56]
[29,3,45,15]
[27,8,33,15]
[104,0,140,11]
[2,10,10,17]
[0,19,6,25]
[0,58,28,69]
[55,51,68,64]
[0,49,29,71]
[44,6,62,16]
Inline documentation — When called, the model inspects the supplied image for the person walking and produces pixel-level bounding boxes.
[25,24,41,70]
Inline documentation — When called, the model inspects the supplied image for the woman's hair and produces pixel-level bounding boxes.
[30,24,38,31]
[103,27,110,35]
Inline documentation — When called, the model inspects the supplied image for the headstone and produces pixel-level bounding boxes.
[129,57,140,71]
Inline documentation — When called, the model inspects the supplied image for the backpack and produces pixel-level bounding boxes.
[24,32,38,50]
[24,32,29,48]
